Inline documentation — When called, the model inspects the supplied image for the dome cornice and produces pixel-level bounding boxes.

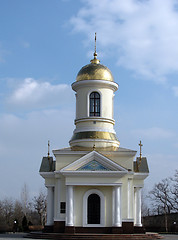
[72,79,118,92]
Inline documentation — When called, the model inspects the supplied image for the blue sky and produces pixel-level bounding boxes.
[0,0,178,200]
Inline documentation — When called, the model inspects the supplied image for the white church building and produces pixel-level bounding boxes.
[39,44,149,234]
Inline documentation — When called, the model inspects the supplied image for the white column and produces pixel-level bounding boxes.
[54,178,61,220]
[127,178,131,219]
[134,187,142,226]
[66,185,74,226]
[112,186,121,227]
[46,186,54,226]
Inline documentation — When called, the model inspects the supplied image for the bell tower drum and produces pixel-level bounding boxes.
[69,39,120,151]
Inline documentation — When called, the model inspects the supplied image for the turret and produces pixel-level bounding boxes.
[69,41,120,151]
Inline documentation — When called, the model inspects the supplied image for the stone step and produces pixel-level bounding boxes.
[25,232,163,240]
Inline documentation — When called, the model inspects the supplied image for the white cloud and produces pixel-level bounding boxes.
[7,78,73,111]
[131,127,175,139]
[70,0,178,82]
[172,86,178,96]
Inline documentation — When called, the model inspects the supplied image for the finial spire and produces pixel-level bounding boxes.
[139,140,143,159]
[48,140,50,159]
[137,140,143,171]
[94,32,97,56]
[90,32,100,64]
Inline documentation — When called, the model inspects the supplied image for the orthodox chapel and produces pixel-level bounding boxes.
[39,41,149,234]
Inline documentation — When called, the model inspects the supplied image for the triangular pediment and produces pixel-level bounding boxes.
[60,151,128,176]
[77,160,112,171]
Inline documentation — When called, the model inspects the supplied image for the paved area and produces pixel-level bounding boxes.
[0,233,177,240]
[161,235,178,240]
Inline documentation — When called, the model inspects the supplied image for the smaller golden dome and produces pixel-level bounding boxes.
[76,53,114,82]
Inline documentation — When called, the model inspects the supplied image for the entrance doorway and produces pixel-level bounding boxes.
[83,189,105,227]
[87,194,100,224]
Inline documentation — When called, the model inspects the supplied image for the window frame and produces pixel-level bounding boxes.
[89,91,101,117]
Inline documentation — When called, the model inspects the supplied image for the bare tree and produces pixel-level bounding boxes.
[149,169,178,232]
[13,200,24,228]
[33,190,46,226]
[170,169,178,211]
[0,198,14,229]
[21,183,30,217]
[141,187,149,217]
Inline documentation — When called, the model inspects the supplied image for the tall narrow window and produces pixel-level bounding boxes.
[87,194,100,224]
[90,92,100,116]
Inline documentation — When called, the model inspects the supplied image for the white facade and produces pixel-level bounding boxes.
[40,52,149,233]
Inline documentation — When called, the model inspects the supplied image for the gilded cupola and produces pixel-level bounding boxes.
[76,39,114,82]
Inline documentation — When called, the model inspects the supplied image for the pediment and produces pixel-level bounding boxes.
[77,160,111,171]
[60,151,128,177]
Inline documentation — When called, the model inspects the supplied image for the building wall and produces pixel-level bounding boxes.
[74,186,112,226]
[76,87,114,120]
[55,154,85,171]
[104,154,135,170]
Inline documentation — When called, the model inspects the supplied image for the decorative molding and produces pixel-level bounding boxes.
[122,219,134,222]
[75,117,115,125]
[61,171,127,178]
[72,80,118,92]
[65,183,122,186]
[53,147,137,157]
[40,172,55,178]
[133,173,149,180]
[74,127,116,134]
[83,189,105,227]
[60,151,128,172]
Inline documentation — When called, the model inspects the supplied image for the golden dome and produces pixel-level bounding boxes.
[76,54,114,82]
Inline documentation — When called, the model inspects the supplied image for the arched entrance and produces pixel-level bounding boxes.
[88,193,100,224]
[83,189,105,227]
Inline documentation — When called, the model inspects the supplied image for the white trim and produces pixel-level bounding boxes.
[53,217,65,221]
[122,218,134,222]
[61,171,127,178]
[83,189,105,227]
[45,184,55,187]
[60,151,128,172]
[40,172,55,178]
[69,139,120,146]
[53,148,137,157]
[65,183,122,186]
[72,80,118,92]
[75,117,115,125]
[73,127,116,134]
[133,173,149,180]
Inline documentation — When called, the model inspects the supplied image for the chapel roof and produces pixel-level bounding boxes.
[76,46,114,82]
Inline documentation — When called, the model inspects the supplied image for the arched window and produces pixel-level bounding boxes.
[83,189,105,226]
[90,92,100,116]
[87,194,100,224]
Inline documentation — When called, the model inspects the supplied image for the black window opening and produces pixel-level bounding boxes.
[87,194,100,224]
[60,202,66,214]
[90,92,100,117]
